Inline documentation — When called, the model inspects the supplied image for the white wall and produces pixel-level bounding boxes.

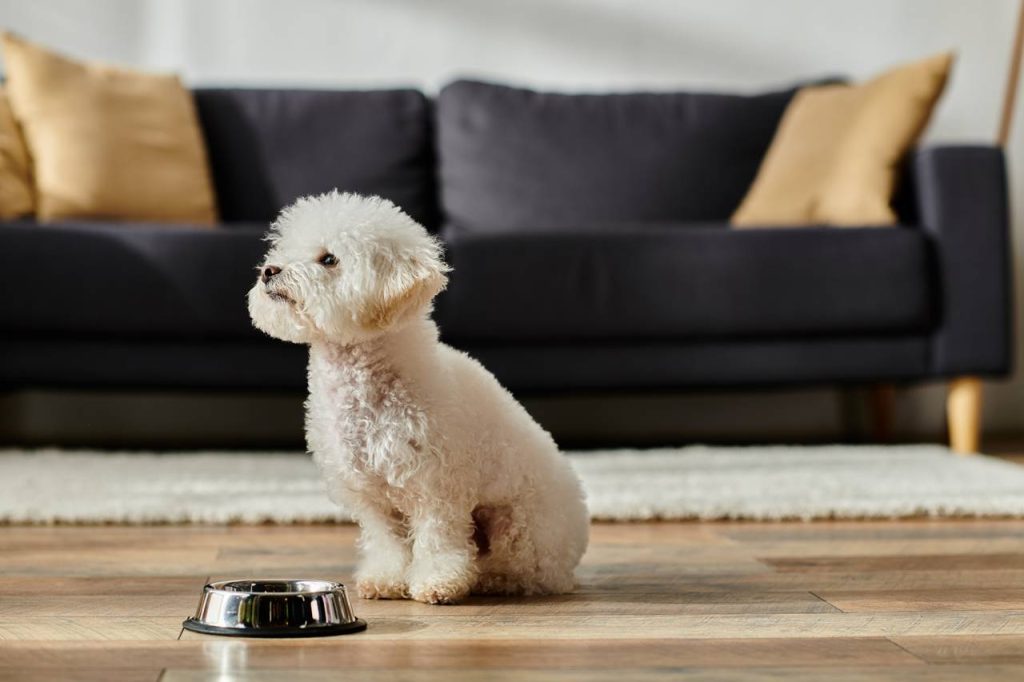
[1,0,1021,438]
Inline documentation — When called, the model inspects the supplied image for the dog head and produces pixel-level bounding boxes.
[248,191,449,345]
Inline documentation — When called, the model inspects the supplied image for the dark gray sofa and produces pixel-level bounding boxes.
[0,80,1012,444]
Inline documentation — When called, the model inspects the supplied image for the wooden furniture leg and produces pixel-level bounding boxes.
[947,377,983,454]
[868,384,896,443]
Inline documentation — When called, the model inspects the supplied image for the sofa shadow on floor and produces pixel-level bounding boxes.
[0,386,964,450]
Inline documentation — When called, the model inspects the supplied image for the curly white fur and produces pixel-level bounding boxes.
[248,191,589,604]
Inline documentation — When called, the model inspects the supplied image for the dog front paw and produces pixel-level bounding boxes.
[356,565,407,598]
[409,578,472,605]
[356,576,409,600]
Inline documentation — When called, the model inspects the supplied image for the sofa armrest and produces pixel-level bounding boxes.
[911,145,1013,377]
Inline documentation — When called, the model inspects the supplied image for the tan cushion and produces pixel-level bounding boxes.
[0,32,217,224]
[0,88,34,219]
[732,52,953,227]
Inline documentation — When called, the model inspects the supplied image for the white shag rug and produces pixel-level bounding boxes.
[2,445,1024,524]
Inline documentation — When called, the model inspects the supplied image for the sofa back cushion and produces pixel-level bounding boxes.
[437,80,802,233]
[194,88,437,229]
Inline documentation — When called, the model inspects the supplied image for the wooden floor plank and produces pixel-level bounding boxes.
[762,553,1024,573]
[163,611,1024,641]
[0,596,196,618]
[0,638,921,669]
[0,618,182,641]
[718,519,1024,542]
[891,635,1024,664]
[0,548,219,577]
[0,577,202,597]
[746,537,1024,559]
[0,670,160,682]
[581,569,1024,593]
[156,665,1024,682]
[347,591,839,617]
[818,589,1024,613]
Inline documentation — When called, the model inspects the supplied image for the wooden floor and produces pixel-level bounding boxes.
[2,515,1024,682]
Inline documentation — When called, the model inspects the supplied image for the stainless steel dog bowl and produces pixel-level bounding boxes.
[183,579,366,637]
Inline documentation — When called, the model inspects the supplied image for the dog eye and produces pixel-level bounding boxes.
[318,253,338,267]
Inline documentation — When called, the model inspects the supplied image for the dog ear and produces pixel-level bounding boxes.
[358,249,448,331]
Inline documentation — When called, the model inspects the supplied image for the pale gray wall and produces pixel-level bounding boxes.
[1,0,1021,440]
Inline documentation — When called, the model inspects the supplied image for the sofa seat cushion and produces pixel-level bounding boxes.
[0,221,268,339]
[436,225,934,342]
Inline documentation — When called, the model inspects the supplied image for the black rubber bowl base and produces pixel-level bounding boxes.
[182,618,367,638]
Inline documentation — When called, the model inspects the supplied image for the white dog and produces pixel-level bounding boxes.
[248,191,589,604]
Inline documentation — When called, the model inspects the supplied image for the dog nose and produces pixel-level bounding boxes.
[261,265,281,284]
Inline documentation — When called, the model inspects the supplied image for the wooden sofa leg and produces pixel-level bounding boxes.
[868,384,896,443]
[947,377,983,454]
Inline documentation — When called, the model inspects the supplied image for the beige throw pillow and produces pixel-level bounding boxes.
[732,52,953,227]
[0,87,34,218]
[1,32,217,224]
